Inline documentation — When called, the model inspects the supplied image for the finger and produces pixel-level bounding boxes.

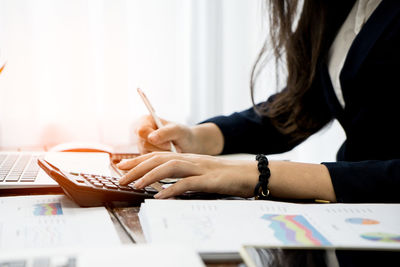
[147,124,185,145]
[118,159,157,185]
[137,139,149,155]
[143,140,183,153]
[136,115,157,139]
[134,160,200,189]
[154,176,203,199]
[136,137,170,155]
[137,125,155,140]
[136,115,172,141]
[137,126,155,140]
[117,151,162,170]
[117,151,197,171]
[118,150,187,170]
[118,152,173,184]
[143,139,173,152]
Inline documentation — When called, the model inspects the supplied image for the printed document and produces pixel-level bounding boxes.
[0,244,205,267]
[139,199,400,258]
[0,194,120,249]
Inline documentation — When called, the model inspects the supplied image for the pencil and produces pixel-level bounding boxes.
[137,88,177,153]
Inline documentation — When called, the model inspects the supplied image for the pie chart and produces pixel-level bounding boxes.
[361,232,400,243]
[345,218,379,225]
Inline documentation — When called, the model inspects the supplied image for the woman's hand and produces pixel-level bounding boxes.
[135,115,224,155]
[117,152,259,199]
[118,151,337,202]
[136,115,195,154]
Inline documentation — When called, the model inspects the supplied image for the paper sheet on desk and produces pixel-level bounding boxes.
[139,199,400,257]
[0,244,205,267]
[0,195,120,249]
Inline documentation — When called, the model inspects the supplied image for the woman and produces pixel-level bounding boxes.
[118,0,400,204]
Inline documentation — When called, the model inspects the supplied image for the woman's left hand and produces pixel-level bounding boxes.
[117,152,259,199]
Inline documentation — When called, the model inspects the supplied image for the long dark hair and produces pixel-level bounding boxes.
[251,0,330,143]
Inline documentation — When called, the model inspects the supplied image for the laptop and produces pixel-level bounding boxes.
[0,151,114,192]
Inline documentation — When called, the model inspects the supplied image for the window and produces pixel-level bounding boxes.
[0,0,344,162]
[0,0,191,148]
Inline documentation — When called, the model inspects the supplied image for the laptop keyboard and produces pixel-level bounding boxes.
[0,154,43,182]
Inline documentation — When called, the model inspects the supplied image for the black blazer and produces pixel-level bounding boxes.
[203,0,400,203]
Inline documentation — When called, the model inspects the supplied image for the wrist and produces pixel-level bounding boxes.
[254,154,271,199]
[191,123,224,155]
[221,160,259,198]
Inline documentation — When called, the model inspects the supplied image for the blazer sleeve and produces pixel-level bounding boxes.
[202,81,333,155]
[322,160,400,203]
[201,104,296,155]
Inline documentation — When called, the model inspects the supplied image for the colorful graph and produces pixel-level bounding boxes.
[361,232,400,243]
[345,218,379,225]
[33,203,63,216]
[262,214,331,246]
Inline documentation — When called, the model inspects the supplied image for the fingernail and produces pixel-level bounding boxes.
[116,161,127,168]
[154,192,163,199]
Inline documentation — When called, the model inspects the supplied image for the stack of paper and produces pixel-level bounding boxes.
[139,199,400,260]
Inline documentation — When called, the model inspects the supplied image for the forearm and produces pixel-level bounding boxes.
[267,161,337,202]
[191,123,224,155]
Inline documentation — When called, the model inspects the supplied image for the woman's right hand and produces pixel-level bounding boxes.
[136,115,198,154]
[135,115,224,155]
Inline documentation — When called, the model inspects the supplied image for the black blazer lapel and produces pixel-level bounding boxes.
[340,1,400,85]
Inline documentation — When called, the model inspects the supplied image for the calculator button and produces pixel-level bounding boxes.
[144,186,158,193]
[75,177,86,183]
[75,181,92,188]
[6,175,21,182]
[104,184,118,189]
[20,178,36,182]
[93,182,103,188]
[118,185,132,191]
[127,185,147,193]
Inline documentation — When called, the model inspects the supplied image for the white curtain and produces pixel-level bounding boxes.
[188,0,267,124]
[0,0,344,162]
